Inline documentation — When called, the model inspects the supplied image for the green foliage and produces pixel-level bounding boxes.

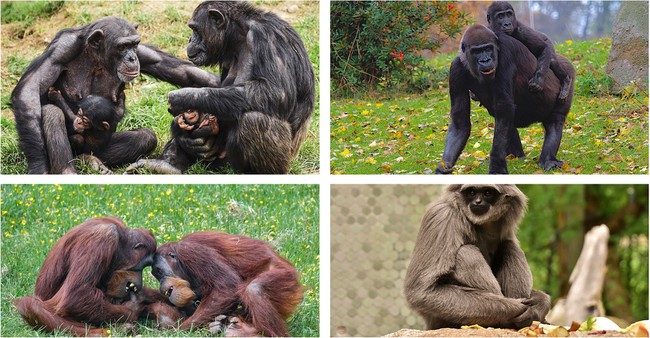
[1,184,319,337]
[331,1,468,95]
[1,1,63,24]
[331,38,649,174]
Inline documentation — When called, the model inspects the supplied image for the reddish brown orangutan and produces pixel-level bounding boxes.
[151,231,302,337]
[14,217,157,336]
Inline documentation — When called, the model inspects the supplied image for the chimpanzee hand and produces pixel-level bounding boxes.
[177,133,219,162]
[168,88,203,116]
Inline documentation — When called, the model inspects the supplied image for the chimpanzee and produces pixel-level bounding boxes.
[487,1,573,102]
[125,1,315,174]
[47,88,118,173]
[437,24,574,174]
[11,16,220,174]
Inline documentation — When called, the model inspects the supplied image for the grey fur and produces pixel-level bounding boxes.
[404,184,550,329]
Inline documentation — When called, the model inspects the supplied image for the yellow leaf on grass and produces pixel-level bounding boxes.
[361,109,371,116]
[340,149,351,157]
[365,157,377,164]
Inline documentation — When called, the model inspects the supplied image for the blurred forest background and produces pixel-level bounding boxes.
[518,185,648,324]
[437,1,620,53]
[331,185,648,336]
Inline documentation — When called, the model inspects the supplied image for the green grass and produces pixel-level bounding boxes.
[331,38,649,174]
[0,1,320,174]
[1,1,64,25]
[1,184,319,337]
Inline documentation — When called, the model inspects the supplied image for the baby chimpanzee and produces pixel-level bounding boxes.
[172,109,226,159]
[48,88,118,173]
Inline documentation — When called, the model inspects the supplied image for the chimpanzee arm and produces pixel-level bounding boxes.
[47,88,76,122]
[138,44,221,88]
[167,86,248,122]
[437,57,472,174]
[11,31,82,174]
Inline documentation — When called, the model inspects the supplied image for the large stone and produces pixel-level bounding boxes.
[605,2,649,92]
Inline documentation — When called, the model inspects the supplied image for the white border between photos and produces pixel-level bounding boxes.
[1,1,649,338]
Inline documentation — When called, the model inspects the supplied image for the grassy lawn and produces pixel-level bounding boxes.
[331,39,649,174]
[1,184,319,336]
[0,1,320,174]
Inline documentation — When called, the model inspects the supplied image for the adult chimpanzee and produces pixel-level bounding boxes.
[436,24,574,174]
[125,1,315,174]
[48,88,118,174]
[11,16,220,174]
[487,1,573,102]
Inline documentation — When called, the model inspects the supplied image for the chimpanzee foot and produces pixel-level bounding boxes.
[78,154,112,174]
[124,159,182,174]
[61,166,78,175]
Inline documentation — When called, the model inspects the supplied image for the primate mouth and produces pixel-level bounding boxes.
[503,28,513,34]
[481,68,495,75]
[121,71,139,76]
[470,205,490,215]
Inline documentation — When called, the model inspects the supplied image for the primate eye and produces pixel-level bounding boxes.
[467,189,476,196]
[168,252,176,259]
[134,242,144,249]
[484,190,492,197]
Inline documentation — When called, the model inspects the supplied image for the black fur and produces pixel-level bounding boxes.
[11,16,220,174]
[487,1,573,101]
[133,1,315,174]
[437,24,575,174]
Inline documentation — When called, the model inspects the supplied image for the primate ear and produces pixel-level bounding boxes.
[87,29,104,49]
[208,9,227,29]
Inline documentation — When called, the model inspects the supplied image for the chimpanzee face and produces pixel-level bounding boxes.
[114,35,141,83]
[187,3,229,66]
[86,18,141,83]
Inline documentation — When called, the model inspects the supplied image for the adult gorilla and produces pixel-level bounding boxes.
[437,24,574,174]
[126,1,315,174]
[11,17,220,174]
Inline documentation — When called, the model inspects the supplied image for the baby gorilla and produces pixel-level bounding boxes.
[172,110,226,159]
[48,88,118,173]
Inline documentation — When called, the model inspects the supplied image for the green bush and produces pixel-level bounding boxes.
[331,1,468,95]
[1,1,64,24]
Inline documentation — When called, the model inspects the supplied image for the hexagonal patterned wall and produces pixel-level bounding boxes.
[330,185,445,336]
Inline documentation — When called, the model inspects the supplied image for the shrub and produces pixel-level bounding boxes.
[331,1,468,96]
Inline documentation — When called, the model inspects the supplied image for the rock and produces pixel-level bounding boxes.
[287,4,299,13]
[605,2,649,92]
